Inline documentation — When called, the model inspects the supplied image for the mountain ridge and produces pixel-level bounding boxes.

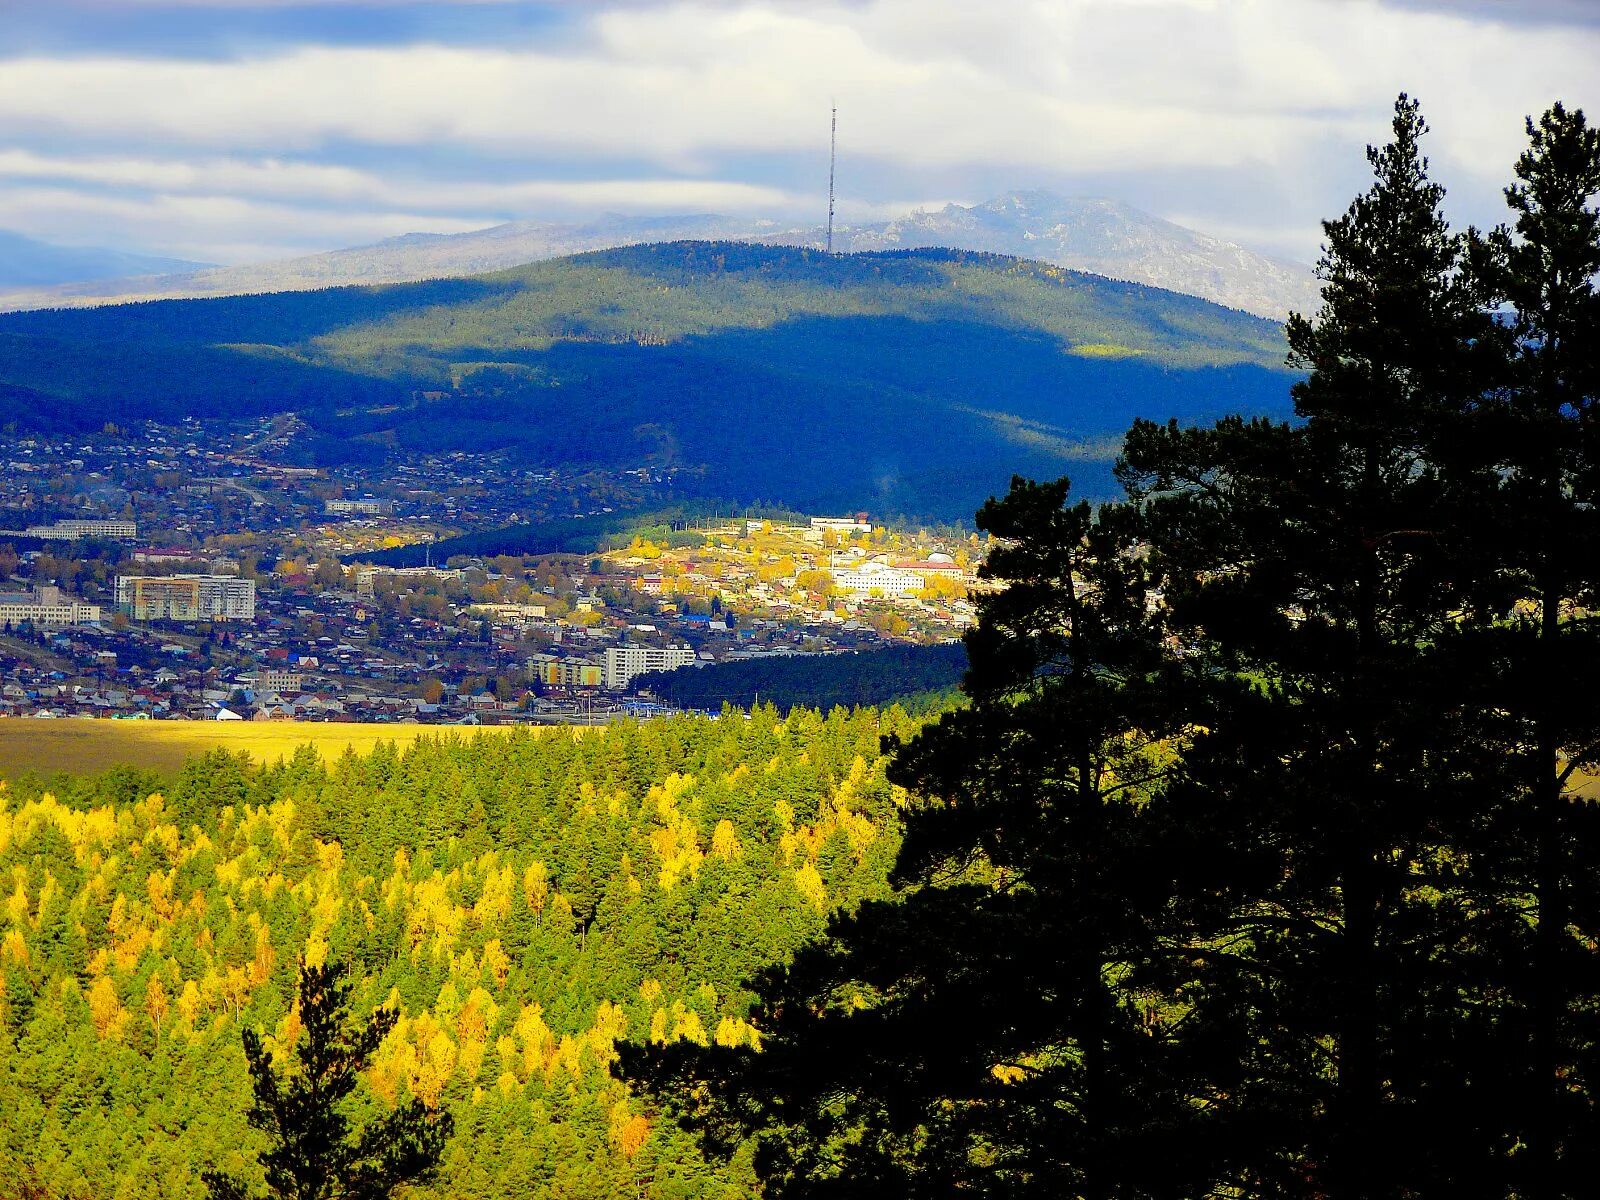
[0,241,1297,519]
[0,192,1316,319]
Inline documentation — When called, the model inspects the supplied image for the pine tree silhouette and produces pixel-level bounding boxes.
[205,960,453,1200]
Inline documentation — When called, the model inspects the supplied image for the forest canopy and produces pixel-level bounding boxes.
[0,707,921,1199]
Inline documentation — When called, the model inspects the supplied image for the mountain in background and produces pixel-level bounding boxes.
[0,242,1296,518]
[0,192,1318,319]
[0,230,209,289]
[770,191,1322,321]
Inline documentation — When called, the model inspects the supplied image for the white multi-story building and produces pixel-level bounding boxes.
[325,498,395,516]
[470,603,548,623]
[0,585,102,628]
[810,516,872,535]
[604,644,696,690]
[116,575,257,622]
[25,519,138,541]
[831,560,926,597]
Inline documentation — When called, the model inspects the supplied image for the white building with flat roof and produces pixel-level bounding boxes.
[0,585,102,628]
[810,516,872,534]
[604,644,696,690]
[832,561,925,597]
[325,498,395,516]
[24,519,137,541]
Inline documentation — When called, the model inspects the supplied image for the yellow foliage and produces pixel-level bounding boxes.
[1,928,27,967]
[251,922,276,984]
[457,986,496,1047]
[459,1037,486,1082]
[523,861,549,914]
[146,868,176,917]
[87,976,126,1040]
[176,979,202,1029]
[481,938,510,986]
[587,1000,628,1063]
[608,1098,634,1145]
[304,933,329,969]
[145,975,170,1033]
[671,1002,708,1046]
[514,1003,554,1075]
[415,1030,458,1107]
[474,865,515,927]
[553,1033,583,1079]
[710,819,741,861]
[619,1115,651,1159]
[794,862,827,912]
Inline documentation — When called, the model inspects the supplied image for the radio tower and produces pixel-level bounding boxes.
[826,104,837,254]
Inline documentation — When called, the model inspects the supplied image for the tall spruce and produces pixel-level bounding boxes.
[1120,95,1495,1197]
[619,479,1215,1200]
[1469,102,1600,1196]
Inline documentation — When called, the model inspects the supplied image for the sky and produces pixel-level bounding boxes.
[0,0,1595,267]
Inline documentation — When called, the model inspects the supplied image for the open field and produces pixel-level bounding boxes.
[0,718,520,780]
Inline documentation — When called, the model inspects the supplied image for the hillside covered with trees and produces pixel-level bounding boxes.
[633,642,968,714]
[0,245,1295,517]
[0,708,919,1199]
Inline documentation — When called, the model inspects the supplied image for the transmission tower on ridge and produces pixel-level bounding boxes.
[827,103,837,254]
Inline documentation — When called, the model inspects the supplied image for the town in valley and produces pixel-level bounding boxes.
[0,417,983,723]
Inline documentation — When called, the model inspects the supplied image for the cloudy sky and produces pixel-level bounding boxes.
[0,0,1596,266]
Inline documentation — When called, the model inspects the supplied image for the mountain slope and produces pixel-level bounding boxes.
[0,192,1314,319]
[792,192,1321,320]
[0,242,1297,518]
[0,230,209,288]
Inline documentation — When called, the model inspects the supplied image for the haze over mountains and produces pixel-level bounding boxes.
[0,230,209,290]
[0,192,1319,320]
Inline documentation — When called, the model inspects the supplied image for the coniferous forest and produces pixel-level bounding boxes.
[4,95,1600,1200]
[0,708,916,1199]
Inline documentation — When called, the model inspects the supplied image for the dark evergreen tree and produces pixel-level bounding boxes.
[1467,101,1600,1197]
[619,479,1220,1200]
[1122,95,1505,1198]
[204,960,453,1200]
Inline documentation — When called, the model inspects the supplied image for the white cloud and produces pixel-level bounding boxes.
[0,0,1593,261]
[0,1,1590,173]
[0,149,797,214]
[0,185,487,262]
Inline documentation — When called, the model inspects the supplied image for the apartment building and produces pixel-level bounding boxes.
[603,644,696,690]
[116,575,257,621]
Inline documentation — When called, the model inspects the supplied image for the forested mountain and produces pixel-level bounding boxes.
[0,230,208,289]
[0,192,1312,319]
[0,708,917,1199]
[0,242,1295,517]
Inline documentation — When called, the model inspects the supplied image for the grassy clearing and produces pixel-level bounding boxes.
[0,718,517,780]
